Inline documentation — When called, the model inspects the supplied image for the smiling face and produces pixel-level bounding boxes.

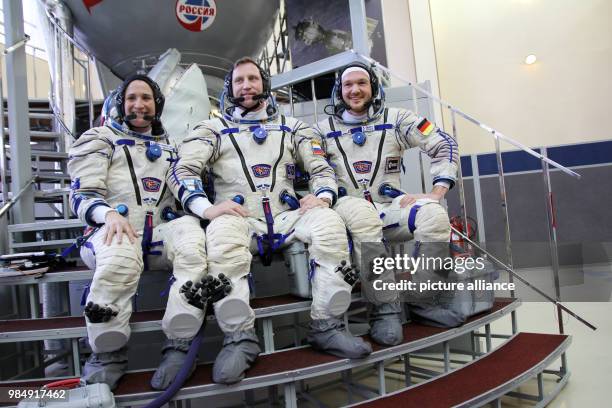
[232,62,264,110]
[341,70,372,115]
[124,80,155,132]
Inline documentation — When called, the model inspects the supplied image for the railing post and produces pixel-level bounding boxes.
[86,56,94,129]
[494,134,517,333]
[310,78,318,123]
[541,147,564,335]
[451,110,469,239]
[288,85,295,117]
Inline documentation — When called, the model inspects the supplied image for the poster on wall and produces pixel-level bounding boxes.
[286,0,388,68]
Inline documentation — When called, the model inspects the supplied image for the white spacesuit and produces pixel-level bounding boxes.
[68,75,207,391]
[316,63,459,330]
[168,58,371,384]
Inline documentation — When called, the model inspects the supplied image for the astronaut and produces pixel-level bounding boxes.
[68,75,208,391]
[315,63,459,326]
[168,57,372,384]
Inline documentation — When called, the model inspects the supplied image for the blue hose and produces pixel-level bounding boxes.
[143,322,205,408]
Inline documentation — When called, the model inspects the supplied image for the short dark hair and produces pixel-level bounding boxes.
[233,56,261,71]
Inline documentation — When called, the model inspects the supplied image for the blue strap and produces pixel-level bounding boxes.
[116,139,136,146]
[346,229,353,255]
[326,131,342,138]
[142,212,154,270]
[80,282,91,306]
[254,234,266,258]
[61,243,78,258]
[408,205,422,234]
[349,123,394,134]
[221,127,240,134]
[83,241,95,255]
[150,241,164,247]
[309,259,319,282]
[160,275,176,297]
[247,272,255,295]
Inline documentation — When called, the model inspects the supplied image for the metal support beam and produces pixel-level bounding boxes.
[348,0,369,57]
[283,382,297,408]
[3,0,34,224]
[404,354,412,386]
[471,154,487,244]
[376,362,386,395]
[262,318,275,353]
[443,341,450,372]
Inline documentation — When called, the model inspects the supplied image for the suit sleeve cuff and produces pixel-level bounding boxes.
[433,180,451,189]
[316,191,334,202]
[188,196,213,219]
[91,206,116,224]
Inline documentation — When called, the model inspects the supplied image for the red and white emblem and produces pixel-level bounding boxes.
[175,0,217,32]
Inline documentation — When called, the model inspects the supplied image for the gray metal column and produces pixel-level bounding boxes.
[349,0,369,57]
[3,0,34,224]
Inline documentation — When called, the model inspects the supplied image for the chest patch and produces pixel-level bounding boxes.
[352,160,372,174]
[252,164,272,178]
[142,177,162,192]
[285,163,296,180]
[385,157,401,173]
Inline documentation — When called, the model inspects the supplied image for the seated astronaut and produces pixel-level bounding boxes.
[68,75,208,391]
[315,62,459,313]
[167,57,372,385]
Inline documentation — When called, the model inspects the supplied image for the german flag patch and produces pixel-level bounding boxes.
[417,118,434,136]
[311,140,324,155]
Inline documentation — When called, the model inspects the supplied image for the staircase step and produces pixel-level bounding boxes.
[351,332,571,408]
[5,150,68,161]
[7,218,84,233]
[0,293,366,342]
[3,128,62,140]
[2,112,54,120]
[3,171,71,183]
[0,300,522,406]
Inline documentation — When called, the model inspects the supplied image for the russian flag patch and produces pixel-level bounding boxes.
[311,140,324,155]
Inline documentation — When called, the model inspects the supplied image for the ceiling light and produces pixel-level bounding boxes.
[524,54,537,65]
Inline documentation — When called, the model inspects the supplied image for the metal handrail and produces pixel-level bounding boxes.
[0,176,37,219]
[43,8,92,59]
[450,225,596,331]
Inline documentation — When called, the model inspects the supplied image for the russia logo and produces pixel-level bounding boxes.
[175,0,217,32]
[353,161,372,174]
[251,164,272,178]
[142,177,162,192]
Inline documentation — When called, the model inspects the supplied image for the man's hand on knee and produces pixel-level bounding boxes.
[399,191,444,208]
[203,200,249,220]
[104,211,138,245]
[299,194,330,214]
